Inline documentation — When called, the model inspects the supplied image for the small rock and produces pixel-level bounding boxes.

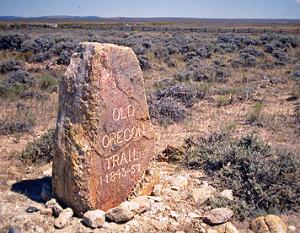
[220,190,234,201]
[188,212,201,219]
[106,201,137,223]
[152,184,163,196]
[139,172,160,196]
[101,221,124,231]
[26,206,39,213]
[54,208,73,229]
[250,217,270,233]
[203,208,233,225]
[40,183,52,202]
[288,225,296,232]
[130,196,152,213]
[208,222,239,233]
[199,228,206,233]
[250,215,287,233]
[224,222,239,233]
[120,201,140,212]
[170,210,180,220]
[40,208,52,215]
[83,210,105,229]
[170,175,188,189]
[45,198,63,217]
[207,229,218,233]
[45,198,57,208]
[191,184,216,205]
[52,203,63,217]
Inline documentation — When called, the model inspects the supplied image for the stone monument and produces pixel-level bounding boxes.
[52,42,155,215]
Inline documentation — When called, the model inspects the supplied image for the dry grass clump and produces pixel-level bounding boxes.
[0,104,36,135]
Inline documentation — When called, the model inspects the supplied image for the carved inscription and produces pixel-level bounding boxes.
[113,105,134,121]
[100,104,151,184]
[101,123,152,149]
[101,148,141,185]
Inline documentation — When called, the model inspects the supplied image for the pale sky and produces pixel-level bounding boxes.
[1,0,300,19]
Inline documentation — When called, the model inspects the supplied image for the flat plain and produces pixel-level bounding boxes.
[0,19,299,232]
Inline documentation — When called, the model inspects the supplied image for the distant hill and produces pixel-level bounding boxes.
[0,16,300,25]
[0,16,24,20]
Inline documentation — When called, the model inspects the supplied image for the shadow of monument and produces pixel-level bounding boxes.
[11,176,52,203]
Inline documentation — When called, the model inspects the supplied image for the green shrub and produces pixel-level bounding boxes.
[0,83,26,99]
[220,121,237,133]
[39,74,58,90]
[163,132,300,220]
[247,102,263,125]
[217,87,240,95]
[216,95,232,107]
[17,129,55,165]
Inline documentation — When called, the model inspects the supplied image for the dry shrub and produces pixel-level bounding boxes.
[16,129,55,165]
[163,132,300,220]
[148,95,187,125]
[148,81,205,125]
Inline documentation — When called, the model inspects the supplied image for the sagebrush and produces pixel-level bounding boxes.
[163,132,300,219]
[17,129,55,165]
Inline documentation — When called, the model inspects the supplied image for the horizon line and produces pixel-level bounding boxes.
[1,15,300,21]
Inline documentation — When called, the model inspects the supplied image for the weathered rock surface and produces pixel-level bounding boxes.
[105,201,138,223]
[170,175,188,189]
[288,225,296,232]
[207,229,219,233]
[138,172,160,196]
[214,222,240,233]
[220,189,234,201]
[100,221,125,232]
[105,198,152,223]
[191,183,216,205]
[152,184,163,196]
[224,222,239,233]
[83,209,105,229]
[130,196,152,213]
[45,198,57,209]
[52,42,155,215]
[54,208,73,229]
[250,215,287,233]
[52,202,63,217]
[45,198,63,217]
[203,208,234,225]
